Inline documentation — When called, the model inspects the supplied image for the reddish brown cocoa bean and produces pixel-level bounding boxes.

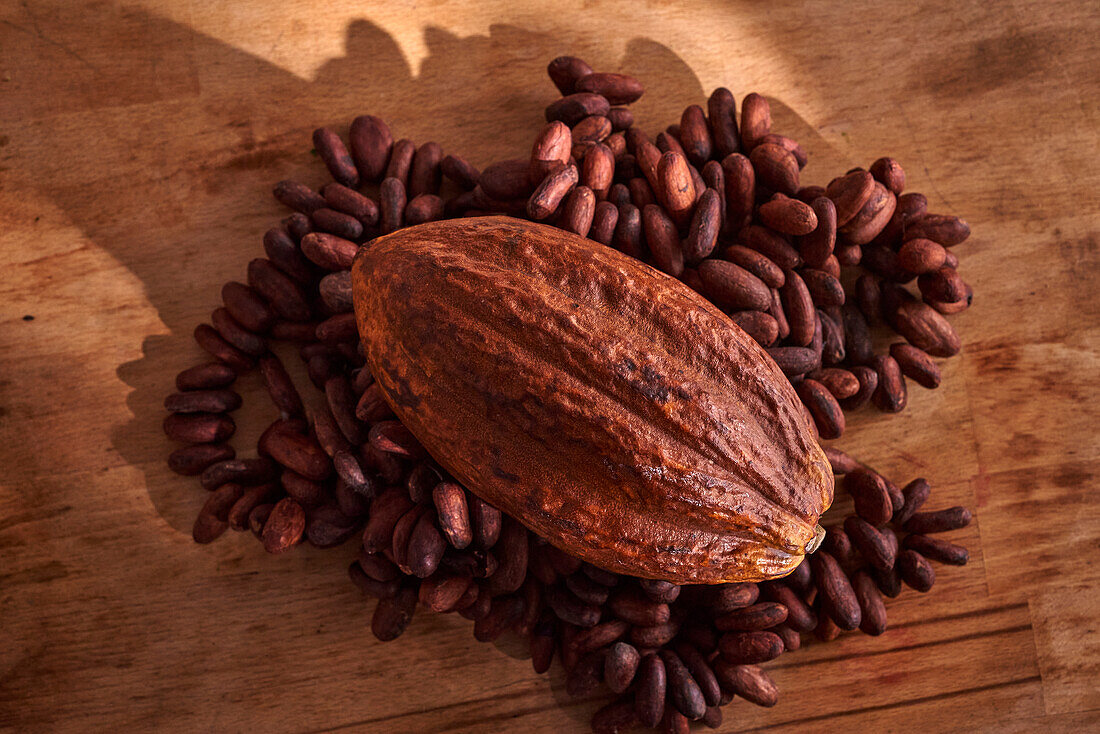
[168,443,235,476]
[714,662,779,707]
[484,517,528,595]
[371,584,417,642]
[811,551,861,630]
[817,368,860,400]
[904,506,972,534]
[226,483,279,532]
[851,569,888,635]
[698,260,771,311]
[799,197,837,268]
[642,204,685,277]
[660,649,707,721]
[530,121,572,182]
[575,73,643,105]
[718,631,784,664]
[764,584,817,633]
[657,151,695,227]
[826,170,875,227]
[774,624,801,652]
[720,245,785,288]
[892,477,932,526]
[800,268,845,307]
[164,389,242,415]
[546,55,593,95]
[404,194,444,226]
[729,311,779,347]
[678,104,712,167]
[273,179,325,214]
[163,412,234,444]
[199,457,276,491]
[368,420,425,459]
[797,378,845,439]
[611,203,644,259]
[258,354,304,418]
[749,143,798,196]
[716,602,789,631]
[870,157,906,195]
[348,115,392,182]
[683,188,721,264]
[261,497,306,553]
[377,177,406,234]
[721,153,755,235]
[823,524,857,566]
[572,619,629,655]
[841,182,896,245]
[222,280,277,334]
[760,195,817,236]
[891,300,962,357]
[565,647,608,697]
[707,87,740,158]
[844,515,896,572]
[610,586,671,626]
[871,354,908,413]
[321,184,378,227]
[470,496,502,550]
[566,572,612,605]
[431,482,473,549]
[673,643,721,707]
[560,185,596,237]
[630,619,680,648]
[324,376,364,445]
[406,511,446,578]
[765,346,818,377]
[635,653,667,727]
[839,365,878,411]
[898,549,936,591]
[261,427,331,481]
[362,489,415,554]
[406,141,442,198]
[845,469,894,526]
[628,177,656,209]
[175,362,236,392]
[889,342,941,388]
[905,213,970,246]
[903,534,970,565]
[247,258,312,322]
[544,584,601,627]
[546,92,611,125]
[780,269,815,346]
[528,163,578,220]
[739,93,771,151]
[604,641,641,694]
[192,323,253,373]
[310,208,363,240]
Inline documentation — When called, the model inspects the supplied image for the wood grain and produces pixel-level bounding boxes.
[1,1,1097,732]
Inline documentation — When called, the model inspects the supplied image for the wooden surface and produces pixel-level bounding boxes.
[1,1,1098,731]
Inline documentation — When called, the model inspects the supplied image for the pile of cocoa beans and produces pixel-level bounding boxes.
[163,56,974,733]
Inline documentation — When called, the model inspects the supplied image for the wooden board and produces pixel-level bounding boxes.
[1,1,1098,731]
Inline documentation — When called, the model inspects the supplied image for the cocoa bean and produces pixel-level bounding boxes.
[903,534,970,565]
[898,549,936,591]
[904,506,972,534]
[811,551,861,630]
[851,569,888,635]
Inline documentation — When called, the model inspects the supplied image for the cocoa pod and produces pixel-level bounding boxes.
[898,549,936,591]
[826,170,875,226]
[721,153,755,234]
[811,551,861,630]
[845,469,894,526]
[163,412,234,444]
[797,378,844,439]
[718,630,783,664]
[715,602,788,631]
[905,213,970,246]
[903,534,969,565]
[871,354,908,413]
[262,497,306,553]
[851,569,888,635]
[739,93,771,151]
[904,506,972,534]
[697,259,770,311]
[843,515,896,572]
[635,654,667,727]
[749,143,798,196]
[759,195,817,236]
[575,73,643,105]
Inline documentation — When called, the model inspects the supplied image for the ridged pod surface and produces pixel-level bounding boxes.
[353,216,832,583]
